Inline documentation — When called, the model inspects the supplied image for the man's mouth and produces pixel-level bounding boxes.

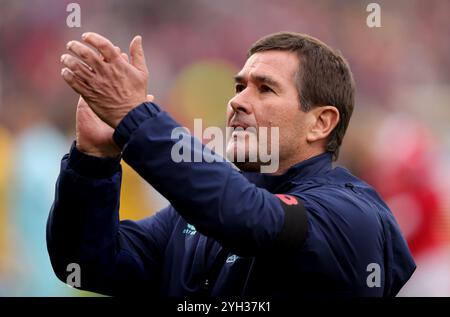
[230,122,250,130]
[229,125,258,142]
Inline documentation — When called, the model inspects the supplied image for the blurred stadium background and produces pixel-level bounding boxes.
[0,0,449,296]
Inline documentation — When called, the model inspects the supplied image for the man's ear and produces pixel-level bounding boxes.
[306,106,340,143]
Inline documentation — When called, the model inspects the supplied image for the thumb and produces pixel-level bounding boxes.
[77,95,89,108]
[129,35,148,73]
[76,95,97,120]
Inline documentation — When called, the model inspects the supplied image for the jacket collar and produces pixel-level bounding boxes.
[242,152,333,193]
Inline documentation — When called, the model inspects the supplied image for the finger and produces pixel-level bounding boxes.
[129,35,148,73]
[67,40,103,70]
[61,68,91,96]
[121,52,129,63]
[110,46,131,64]
[146,94,154,102]
[115,46,130,63]
[61,54,94,80]
[82,32,119,62]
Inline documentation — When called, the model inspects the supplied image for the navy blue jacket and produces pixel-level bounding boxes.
[46,102,415,297]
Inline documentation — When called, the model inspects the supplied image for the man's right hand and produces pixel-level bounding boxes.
[76,94,154,158]
[75,95,119,158]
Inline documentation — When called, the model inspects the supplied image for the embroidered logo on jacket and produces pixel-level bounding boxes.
[182,223,197,236]
[226,254,240,263]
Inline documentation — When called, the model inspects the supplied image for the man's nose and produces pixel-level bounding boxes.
[229,91,253,115]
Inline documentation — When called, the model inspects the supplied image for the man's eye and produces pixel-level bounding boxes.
[260,85,274,93]
[235,84,245,93]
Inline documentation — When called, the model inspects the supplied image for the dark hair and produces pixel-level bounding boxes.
[248,32,355,161]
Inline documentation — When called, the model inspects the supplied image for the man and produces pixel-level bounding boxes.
[47,32,415,297]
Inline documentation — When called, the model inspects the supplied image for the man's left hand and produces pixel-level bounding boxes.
[61,32,149,128]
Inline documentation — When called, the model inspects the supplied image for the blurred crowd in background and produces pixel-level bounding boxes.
[0,0,449,296]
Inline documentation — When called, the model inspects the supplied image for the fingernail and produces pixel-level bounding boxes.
[61,68,66,76]
[60,55,65,63]
[66,41,72,49]
[82,33,88,40]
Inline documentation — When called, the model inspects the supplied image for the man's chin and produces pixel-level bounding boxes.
[232,161,261,172]
[226,141,261,171]
[227,151,261,172]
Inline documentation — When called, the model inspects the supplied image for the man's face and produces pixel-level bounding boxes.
[226,50,309,172]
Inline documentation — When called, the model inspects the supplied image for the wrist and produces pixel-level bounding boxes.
[76,140,121,159]
[113,101,161,149]
[69,141,121,179]
[111,99,148,128]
